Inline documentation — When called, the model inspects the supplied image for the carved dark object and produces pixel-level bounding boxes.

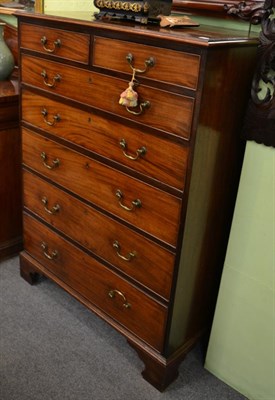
[243,0,275,147]
[224,1,265,24]
[172,0,265,19]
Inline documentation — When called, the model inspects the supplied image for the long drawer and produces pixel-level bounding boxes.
[21,54,194,139]
[93,36,201,90]
[22,90,189,191]
[23,170,175,300]
[22,128,181,247]
[23,213,167,351]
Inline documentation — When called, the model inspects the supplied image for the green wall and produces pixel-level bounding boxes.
[205,141,275,400]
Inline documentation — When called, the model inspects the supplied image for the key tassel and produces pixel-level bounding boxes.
[119,80,138,108]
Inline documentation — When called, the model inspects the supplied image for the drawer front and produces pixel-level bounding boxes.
[22,90,189,190]
[93,36,200,90]
[20,23,90,64]
[21,55,194,139]
[23,213,167,351]
[22,129,181,247]
[23,170,175,300]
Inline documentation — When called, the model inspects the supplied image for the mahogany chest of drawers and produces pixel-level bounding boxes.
[0,79,22,260]
[17,12,258,390]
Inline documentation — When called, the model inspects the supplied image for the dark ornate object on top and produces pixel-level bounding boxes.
[172,0,265,19]
[94,0,172,23]
[224,1,266,25]
[243,0,275,147]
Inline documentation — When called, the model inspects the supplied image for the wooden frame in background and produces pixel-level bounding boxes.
[0,1,43,14]
[35,0,43,13]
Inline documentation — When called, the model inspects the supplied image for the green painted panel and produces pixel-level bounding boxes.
[205,141,275,400]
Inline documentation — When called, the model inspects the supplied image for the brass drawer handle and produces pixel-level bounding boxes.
[41,69,61,88]
[41,196,60,215]
[40,36,62,53]
[115,189,142,211]
[119,139,147,161]
[108,289,131,309]
[41,108,61,126]
[40,151,60,170]
[126,100,150,116]
[126,53,155,74]
[113,240,136,262]
[41,242,58,260]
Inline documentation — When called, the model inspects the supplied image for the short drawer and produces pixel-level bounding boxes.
[23,170,175,300]
[20,23,90,64]
[22,129,182,247]
[22,90,189,190]
[93,36,201,90]
[23,213,167,351]
[21,55,194,139]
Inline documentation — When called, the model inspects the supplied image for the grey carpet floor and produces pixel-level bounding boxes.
[0,256,247,400]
